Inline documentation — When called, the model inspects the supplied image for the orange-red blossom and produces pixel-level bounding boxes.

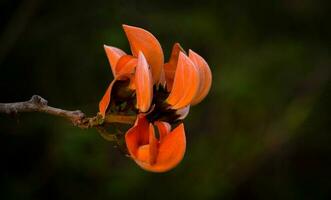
[99,25,212,172]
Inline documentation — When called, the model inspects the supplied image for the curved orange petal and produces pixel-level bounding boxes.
[164,43,185,91]
[115,55,137,78]
[166,52,200,109]
[125,116,186,173]
[154,121,171,142]
[125,115,150,159]
[104,45,126,76]
[98,80,115,118]
[146,123,186,173]
[136,145,150,164]
[148,123,158,165]
[135,124,158,165]
[135,52,153,112]
[123,24,164,84]
[159,66,167,88]
[189,50,212,105]
[126,115,156,168]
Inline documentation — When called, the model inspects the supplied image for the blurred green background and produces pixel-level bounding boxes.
[1,0,330,199]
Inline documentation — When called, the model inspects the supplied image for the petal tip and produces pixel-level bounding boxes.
[188,49,200,58]
[178,51,187,61]
[122,25,164,84]
[122,24,139,34]
[122,24,131,29]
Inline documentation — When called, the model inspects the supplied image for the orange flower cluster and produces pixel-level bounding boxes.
[99,25,212,172]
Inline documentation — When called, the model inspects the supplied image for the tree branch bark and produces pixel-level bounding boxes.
[0,95,136,130]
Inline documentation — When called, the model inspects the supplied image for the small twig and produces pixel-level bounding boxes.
[104,114,136,125]
[0,95,136,130]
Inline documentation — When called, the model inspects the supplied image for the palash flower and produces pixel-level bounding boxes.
[99,25,163,116]
[99,25,212,172]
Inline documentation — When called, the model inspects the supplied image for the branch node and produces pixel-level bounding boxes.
[30,95,48,106]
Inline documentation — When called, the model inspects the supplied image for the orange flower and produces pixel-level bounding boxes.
[165,43,212,109]
[99,25,163,117]
[98,25,212,172]
[125,115,186,172]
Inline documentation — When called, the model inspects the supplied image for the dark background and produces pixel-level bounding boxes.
[1,0,330,199]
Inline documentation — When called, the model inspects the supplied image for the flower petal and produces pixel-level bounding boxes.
[136,145,150,164]
[164,43,185,91]
[154,121,171,142]
[176,105,190,120]
[166,52,200,109]
[104,45,126,76]
[123,24,164,84]
[159,67,167,88]
[149,123,158,165]
[189,50,212,105]
[125,116,186,173]
[149,123,186,172]
[125,115,150,159]
[135,52,153,112]
[98,80,115,118]
[115,55,137,77]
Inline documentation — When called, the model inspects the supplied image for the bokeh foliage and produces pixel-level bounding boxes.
[0,0,330,199]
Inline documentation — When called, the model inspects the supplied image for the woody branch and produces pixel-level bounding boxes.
[0,95,136,129]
